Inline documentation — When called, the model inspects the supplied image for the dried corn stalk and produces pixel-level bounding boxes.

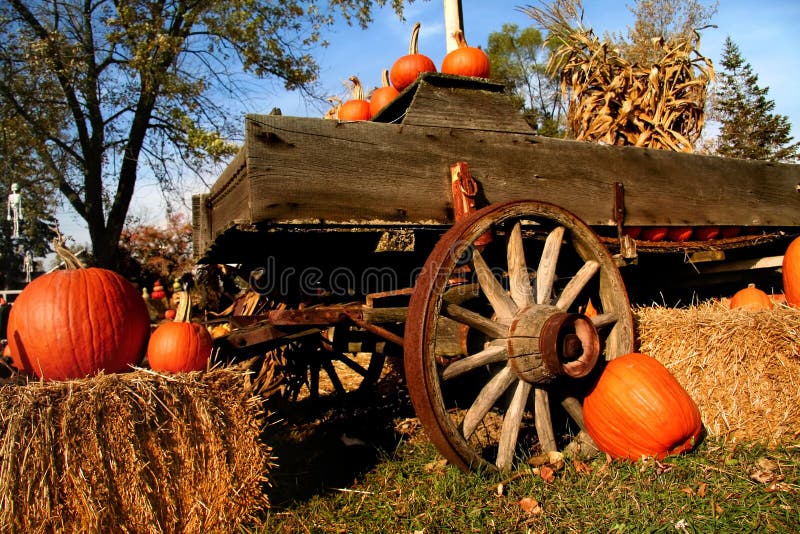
[524,0,714,152]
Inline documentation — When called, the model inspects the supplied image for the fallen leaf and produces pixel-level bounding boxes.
[539,465,555,483]
[750,469,777,484]
[424,459,448,474]
[756,458,779,471]
[714,503,724,516]
[697,482,707,498]
[572,458,593,476]
[548,451,565,471]
[679,487,694,496]
[518,497,542,515]
[766,482,793,493]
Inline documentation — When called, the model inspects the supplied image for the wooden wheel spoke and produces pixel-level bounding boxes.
[309,362,321,400]
[332,352,370,377]
[320,359,346,396]
[507,222,533,308]
[496,380,533,471]
[461,366,516,439]
[536,226,565,305]
[591,312,618,328]
[472,248,517,321]
[442,345,508,380]
[444,303,509,339]
[534,388,557,453]
[555,259,600,311]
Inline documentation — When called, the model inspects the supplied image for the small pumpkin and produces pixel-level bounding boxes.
[640,226,668,241]
[730,283,773,311]
[720,226,741,238]
[164,308,177,320]
[583,352,703,461]
[369,69,400,118]
[390,22,436,92]
[622,226,641,239]
[7,241,150,380]
[151,281,166,300]
[441,29,491,78]
[338,76,371,121]
[694,226,720,240]
[667,226,693,242]
[782,236,800,307]
[146,290,212,373]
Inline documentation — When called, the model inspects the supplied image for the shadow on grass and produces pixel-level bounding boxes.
[262,367,416,507]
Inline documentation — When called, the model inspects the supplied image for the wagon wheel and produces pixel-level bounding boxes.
[283,328,386,402]
[404,200,634,472]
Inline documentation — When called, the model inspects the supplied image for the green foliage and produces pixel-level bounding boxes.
[487,23,566,136]
[0,0,409,268]
[711,37,799,162]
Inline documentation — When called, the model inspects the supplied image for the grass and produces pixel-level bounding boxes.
[246,378,799,534]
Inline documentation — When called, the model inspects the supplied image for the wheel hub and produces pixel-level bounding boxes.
[506,305,600,384]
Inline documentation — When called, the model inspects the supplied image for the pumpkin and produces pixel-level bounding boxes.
[730,283,773,311]
[7,245,150,381]
[338,76,371,121]
[667,226,693,242]
[151,281,165,300]
[622,226,641,239]
[720,226,741,238]
[583,352,703,461]
[640,226,668,241]
[369,69,400,118]
[783,236,800,306]
[694,226,720,240]
[146,290,212,373]
[441,29,491,78]
[164,308,177,320]
[390,22,436,92]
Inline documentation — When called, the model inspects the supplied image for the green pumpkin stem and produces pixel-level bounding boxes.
[175,290,192,322]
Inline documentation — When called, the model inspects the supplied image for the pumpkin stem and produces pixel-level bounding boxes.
[175,290,192,323]
[51,227,84,270]
[409,22,422,54]
[453,29,469,49]
[348,76,365,101]
[381,68,391,88]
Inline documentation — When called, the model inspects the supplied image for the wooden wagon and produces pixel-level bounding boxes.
[193,73,800,472]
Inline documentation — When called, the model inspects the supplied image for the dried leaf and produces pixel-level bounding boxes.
[539,465,555,483]
[519,497,543,515]
[424,459,448,474]
[679,487,695,495]
[572,458,593,475]
[697,482,707,498]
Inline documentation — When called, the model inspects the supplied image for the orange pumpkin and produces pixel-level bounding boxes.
[667,226,693,242]
[390,22,436,92]
[146,291,212,373]
[622,226,641,239]
[783,236,800,307]
[8,266,150,380]
[640,227,668,241]
[694,226,720,240]
[370,69,400,118]
[441,29,491,78]
[583,353,703,461]
[338,76,371,121]
[730,283,773,311]
[720,226,741,238]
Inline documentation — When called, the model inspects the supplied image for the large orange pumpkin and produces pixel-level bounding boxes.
[369,69,400,118]
[441,29,491,78]
[8,267,150,380]
[784,236,800,307]
[729,283,772,311]
[146,291,212,373]
[390,22,436,92]
[338,76,371,121]
[583,352,703,461]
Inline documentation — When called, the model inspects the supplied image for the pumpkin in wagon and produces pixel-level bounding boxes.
[441,29,491,78]
[583,352,703,461]
[390,22,436,92]
[338,76,371,121]
[729,283,773,311]
[369,69,400,118]
[7,239,150,381]
[147,289,212,373]
[784,236,800,307]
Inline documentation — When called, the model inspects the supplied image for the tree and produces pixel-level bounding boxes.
[487,24,565,136]
[118,212,194,289]
[612,0,718,65]
[710,37,799,162]
[0,1,409,270]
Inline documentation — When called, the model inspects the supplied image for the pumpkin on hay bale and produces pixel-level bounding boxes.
[0,367,274,533]
[634,300,800,446]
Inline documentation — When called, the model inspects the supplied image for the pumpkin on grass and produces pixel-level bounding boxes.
[730,283,772,311]
[390,22,436,92]
[338,76,371,121]
[583,352,703,461]
[147,289,212,373]
[7,237,150,381]
[441,29,491,78]
[784,236,800,307]
[369,69,400,118]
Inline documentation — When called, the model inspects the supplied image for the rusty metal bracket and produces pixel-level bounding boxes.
[450,161,492,246]
[613,182,637,260]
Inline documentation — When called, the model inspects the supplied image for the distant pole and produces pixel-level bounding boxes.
[443,0,464,53]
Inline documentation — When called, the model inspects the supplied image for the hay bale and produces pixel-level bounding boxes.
[635,301,800,446]
[0,368,273,533]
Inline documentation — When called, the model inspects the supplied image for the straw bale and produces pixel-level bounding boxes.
[0,367,273,533]
[635,301,800,446]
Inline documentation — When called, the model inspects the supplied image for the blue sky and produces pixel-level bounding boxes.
[55,0,800,252]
